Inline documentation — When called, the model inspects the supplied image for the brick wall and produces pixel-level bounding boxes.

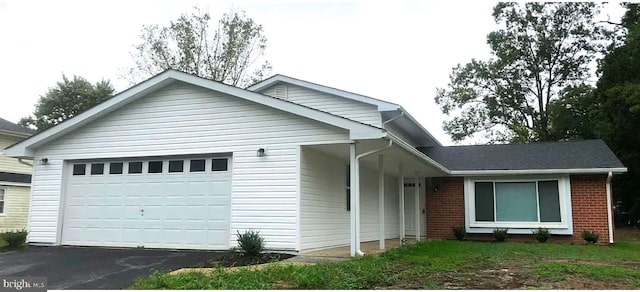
[424,174,612,243]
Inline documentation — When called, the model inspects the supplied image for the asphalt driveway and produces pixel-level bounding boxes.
[0,246,224,289]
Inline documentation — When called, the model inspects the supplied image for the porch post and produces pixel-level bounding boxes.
[350,143,357,257]
[398,164,405,241]
[415,171,420,241]
[378,155,385,250]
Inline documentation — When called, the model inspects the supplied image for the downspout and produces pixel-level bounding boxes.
[606,171,614,245]
[18,158,33,167]
[354,138,393,256]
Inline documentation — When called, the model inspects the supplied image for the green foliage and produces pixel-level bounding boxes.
[126,7,271,87]
[131,240,640,289]
[0,230,28,248]
[435,3,607,143]
[236,230,264,256]
[19,75,114,132]
[533,228,551,243]
[493,228,508,242]
[533,262,640,284]
[582,230,600,244]
[452,226,466,241]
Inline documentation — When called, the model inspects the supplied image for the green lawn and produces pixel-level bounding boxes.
[131,240,640,289]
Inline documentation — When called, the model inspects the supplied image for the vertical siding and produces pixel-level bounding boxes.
[299,147,399,251]
[259,84,382,127]
[0,185,30,232]
[0,135,32,174]
[29,82,350,250]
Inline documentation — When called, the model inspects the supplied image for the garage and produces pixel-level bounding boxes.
[61,156,231,250]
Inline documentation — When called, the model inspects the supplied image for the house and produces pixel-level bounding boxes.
[0,118,34,232]
[3,70,626,255]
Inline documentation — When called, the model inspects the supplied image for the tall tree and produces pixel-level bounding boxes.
[125,7,271,88]
[435,3,607,143]
[592,3,640,225]
[19,75,115,131]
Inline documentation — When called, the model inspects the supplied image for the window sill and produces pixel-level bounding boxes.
[466,226,573,235]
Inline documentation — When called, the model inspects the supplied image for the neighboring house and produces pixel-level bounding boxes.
[0,118,34,232]
[3,70,626,256]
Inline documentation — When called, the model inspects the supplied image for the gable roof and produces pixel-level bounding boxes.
[0,117,34,137]
[247,74,442,147]
[4,70,385,158]
[419,139,627,175]
[247,74,401,111]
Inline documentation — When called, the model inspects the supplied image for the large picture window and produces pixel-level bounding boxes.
[467,177,569,231]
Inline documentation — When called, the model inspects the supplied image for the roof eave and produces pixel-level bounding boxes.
[449,167,628,176]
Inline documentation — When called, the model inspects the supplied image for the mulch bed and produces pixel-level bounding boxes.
[203,252,295,268]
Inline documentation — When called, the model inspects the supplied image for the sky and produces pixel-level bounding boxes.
[0,0,626,146]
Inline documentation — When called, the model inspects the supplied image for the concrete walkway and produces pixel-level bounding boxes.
[300,238,416,258]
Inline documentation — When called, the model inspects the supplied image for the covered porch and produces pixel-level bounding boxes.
[299,136,447,257]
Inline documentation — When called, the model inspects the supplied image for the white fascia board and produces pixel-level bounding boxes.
[248,75,400,111]
[451,167,628,176]
[383,106,443,147]
[5,70,383,157]
[386,132,450,175]
[0,181,30,187]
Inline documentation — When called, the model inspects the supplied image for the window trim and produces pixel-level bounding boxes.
[464,175,573,234]
[0,187,5,215]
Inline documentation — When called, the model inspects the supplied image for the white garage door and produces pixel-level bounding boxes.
[61,156,231,249]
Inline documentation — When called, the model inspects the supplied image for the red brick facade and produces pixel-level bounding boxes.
[425,174,612,243]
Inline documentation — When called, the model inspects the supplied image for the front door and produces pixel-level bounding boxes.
[404,182,426,237]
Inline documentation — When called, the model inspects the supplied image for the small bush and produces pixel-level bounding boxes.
[493,228,508,242]
[237,230,265,256]
[533,228,551,243]
[0,230,27,248]
[452,227,466,241]
[582,230,600,244]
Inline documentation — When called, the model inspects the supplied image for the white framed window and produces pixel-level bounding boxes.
[464,176,573,234]
[0,188,5,215]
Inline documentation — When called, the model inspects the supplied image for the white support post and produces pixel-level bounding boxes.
[349,143,357,257]
[398,164,405,241]
[378,155,385,250]
[414,171,420,241]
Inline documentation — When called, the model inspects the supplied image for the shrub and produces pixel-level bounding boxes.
[582,230,600,244]
[0,230,28,248]
[452,227,466,241]
[493,228,508,242]
[533,228,551,243]
[237,230,265,256]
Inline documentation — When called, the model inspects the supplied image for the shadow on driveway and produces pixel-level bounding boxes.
[0,246,226,289]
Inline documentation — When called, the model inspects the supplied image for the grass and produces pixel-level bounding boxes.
[131,240,640,289]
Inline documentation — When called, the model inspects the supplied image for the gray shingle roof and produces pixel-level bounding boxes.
[418,139,625,171]
[0,117,34,136]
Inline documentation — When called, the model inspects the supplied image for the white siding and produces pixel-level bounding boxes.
[29,82,349,250]
[0,135,32,174]
[299,147,399,251]
[260,84,382,127]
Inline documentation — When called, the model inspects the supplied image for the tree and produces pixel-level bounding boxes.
[125,7,271,88]
[19,75,115,131]
[435,3,607,143]
[592,3,640,225]
[547,84,600,141]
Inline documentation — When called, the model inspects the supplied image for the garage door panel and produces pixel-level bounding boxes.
[62,156,232,249]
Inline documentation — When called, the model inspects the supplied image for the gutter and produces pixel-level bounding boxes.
[353,138,393,256]
[606,171,614,245]
[17,158,33,167]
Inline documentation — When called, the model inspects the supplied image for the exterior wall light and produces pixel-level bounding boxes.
[257,148,266,157]
[40,158,49,165]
